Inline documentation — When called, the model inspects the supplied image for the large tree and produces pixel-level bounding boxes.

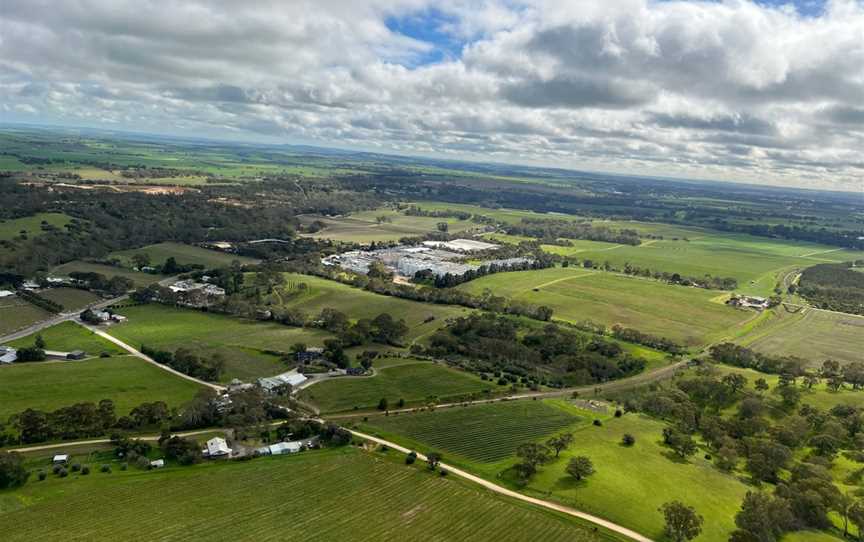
[565,456,595,481]
[659,501,703,542]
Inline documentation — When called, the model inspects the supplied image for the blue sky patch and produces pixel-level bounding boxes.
[385,8,467,66]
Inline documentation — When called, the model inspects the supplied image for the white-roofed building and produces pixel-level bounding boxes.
[53,454,69,464]
[258,371,308,393]
[203,437,232,458]
[0,290,14,298]
[0,346,17,364]
[150,459,165,468]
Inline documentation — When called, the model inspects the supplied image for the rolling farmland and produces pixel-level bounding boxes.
[106,304,332,381]
[37,288,101,311]
[111,242,257,269]
[52,261,159,288]
[301,208,478,243]
[0,448,607,542]
[7,321,125,355]
[364,400,582,463]
[299,361,494,413]
[0,212,73,242]
[456,267,750,347]
[0,354,203,420]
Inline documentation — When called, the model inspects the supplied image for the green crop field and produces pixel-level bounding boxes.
[455,267,751,347]
[0,295,48,335]
[526,412,749,542]
[111,242,257,269]
[52,261,159,288]
[363,400,582,463]
[0,355,202,421]
[0,213,73,241]
[106,304,333,381]
[0,448,608,542]
[37,287,101,311]
[269,273,470,343]
[299,361,494,413]
[7,321,124,355]
[740,308,864,366]
[301,208,478,243]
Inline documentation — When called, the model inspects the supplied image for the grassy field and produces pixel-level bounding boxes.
[52,261,159,288]
[455,267,751,347]
[526,411,749,542]
[106,304,333,382]
[111,242,257,269]
[363,400,582,463]
[301,208,478,243]
[740,308,864,366]
[270,273,470,343]
[299,361,494,413]
[0,355,202,420]
[37,287,101,311]
[0,295,48,335]
[7,321,124,355]
[715,365,864,411]
[0,213,72,241]
[0,447,610,542]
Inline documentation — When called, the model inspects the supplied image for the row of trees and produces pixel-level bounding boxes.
[140,346,225,382]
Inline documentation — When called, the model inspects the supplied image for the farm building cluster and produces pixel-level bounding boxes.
[727,295,770,310]
[322,239,532,280]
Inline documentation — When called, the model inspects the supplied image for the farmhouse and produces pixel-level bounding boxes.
[258,371,308,393]
[203,437,232,458]
[0,346,17,364]
[296,346,324,364]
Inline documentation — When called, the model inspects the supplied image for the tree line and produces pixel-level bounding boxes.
[796,262,864,315]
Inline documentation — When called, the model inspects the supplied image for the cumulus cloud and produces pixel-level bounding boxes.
[0,0,862,190]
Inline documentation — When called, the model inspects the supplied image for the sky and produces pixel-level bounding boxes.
[1,0,863,191]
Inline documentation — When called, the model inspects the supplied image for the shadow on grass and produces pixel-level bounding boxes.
[661,450,691,464]
[552,476,588,491]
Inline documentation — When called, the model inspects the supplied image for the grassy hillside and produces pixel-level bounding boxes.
[299,361,494,413]
[302,208,478,243]
[111,242,257,269]
[0,448,609,542]
[37,288,101,311]
[7,321,124,355]
[456,267,749,347]
[0,213,72,241]
[52,261,158,288]
[0,355,202,420]
[269,273,470,343]
[0,295,48,335]
[106,304,332,381]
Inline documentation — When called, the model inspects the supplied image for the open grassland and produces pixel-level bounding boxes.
[7,321,124,355]
[715,365,864,411]
[299,361,494,413]
[364,400,582,463]
[0,448,608,542]
[37,287,101,311]
[411,201,584,225]
[456,267,750,347]
[0,296,48,335]
[526,412,749,542]
[106,304,332,381]
[111,242,257,269]
[271,273,470,342]
[0,213,72,241]
[301,208,478,243]
[741,308,864,366]
[0,355,202,421]
[52,261,159,288]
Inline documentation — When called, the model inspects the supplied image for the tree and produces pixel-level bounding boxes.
[0,452,29,489]
[660,501,703,542]
[566,456,595,481]
[426,452,442,471]
[515,442,551,480]
[622,433,636,446]
[546,432,574,457]
[754,378,769,394]
[663,427,697,458]
[377,398,389,411]
[849,500,864,542]
[34,333,45,349]
[732,491,794,541]
[436,222,449,232]
[131,253,150,269]
[163,256,180,275]
[722,373,747,395]
[323,339,349,369]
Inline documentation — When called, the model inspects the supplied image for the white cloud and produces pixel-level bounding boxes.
[0,0,862,190]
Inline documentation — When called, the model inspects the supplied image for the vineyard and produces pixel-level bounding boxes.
[365,400,582,463]
[1,448,607,542]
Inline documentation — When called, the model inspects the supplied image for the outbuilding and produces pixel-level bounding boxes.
[203,437,232,458]
[150,459,165,469]
[53,454,69,465]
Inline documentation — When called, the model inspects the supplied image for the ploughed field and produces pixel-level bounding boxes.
[0,448,607,542]
[298,361,494,413]
[455,267,750,347]
[364,400,581,463]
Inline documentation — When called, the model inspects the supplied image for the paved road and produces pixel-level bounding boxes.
[77,320,225,392]
[349,429,653,542]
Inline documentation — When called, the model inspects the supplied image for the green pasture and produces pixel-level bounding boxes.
[0,296,48,335]
[0,213,72,241]
[715,365,864,411]
[0,355,202,421]
[270,273,470,343]
[455,267,750,347]
[106,304,333,382]
[7,321,124,356]
[302,208,478,243]
[740,308,864,367]
[299,361,494,413]
[37,288,101,311]
[111,242,257,269]
[0,448,608,542]
[52,261,159,288]
[363,400,582,463]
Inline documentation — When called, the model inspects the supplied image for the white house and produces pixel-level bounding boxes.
[0,346,17,364]
[203,437,232,458]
